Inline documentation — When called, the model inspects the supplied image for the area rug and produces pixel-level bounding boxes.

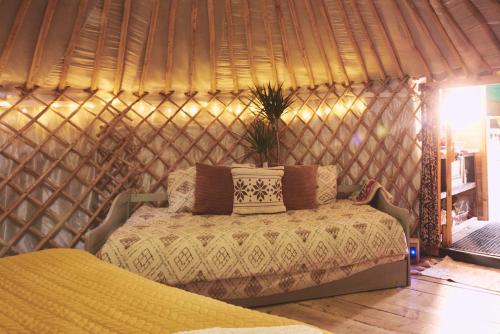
[420,256,500,293]
[451,222,500,257]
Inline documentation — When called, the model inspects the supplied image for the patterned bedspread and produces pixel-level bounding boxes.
[99,200,408,300]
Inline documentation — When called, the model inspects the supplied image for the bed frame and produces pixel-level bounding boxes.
[84,185,412,307]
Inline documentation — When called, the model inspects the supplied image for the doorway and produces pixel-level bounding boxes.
[439,84,500,268]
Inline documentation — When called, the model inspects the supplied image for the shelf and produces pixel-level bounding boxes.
[440,182,476,199]
[440,151,478,159]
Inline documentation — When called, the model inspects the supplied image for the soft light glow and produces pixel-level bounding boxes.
[135,101,153,114]
[211,104,221,115]
[333,103,347,117]
[301,109,313,120]
[85,102,96,110]
[375,125,388,138]
[233,105,243,115]
[51,101,79,112]
[68,102,79,112]
[440,86,486,131]
[354,100,365,113]
[185,105,198,116]
[0,100,12,108]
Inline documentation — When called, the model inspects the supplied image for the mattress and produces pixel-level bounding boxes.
[99,200,408,300]
[0,249,325,333]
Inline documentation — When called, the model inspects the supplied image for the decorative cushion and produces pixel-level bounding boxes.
[231,167,286,215]
[193,164,233,215]
[167,166,196,213]
[353,179,393,205]
[282,165,318,210]
[316,165,338,205]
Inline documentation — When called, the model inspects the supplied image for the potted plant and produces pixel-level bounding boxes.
[243,118,276,167]
[250,82,295,163]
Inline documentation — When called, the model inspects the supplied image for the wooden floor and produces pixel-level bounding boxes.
[257,275,500,334]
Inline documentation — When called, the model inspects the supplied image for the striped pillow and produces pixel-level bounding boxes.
[231,167,286,215]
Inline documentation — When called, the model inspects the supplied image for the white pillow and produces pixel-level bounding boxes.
[316,165,338,205]
[167,166,196,213]
[231,166,286,215]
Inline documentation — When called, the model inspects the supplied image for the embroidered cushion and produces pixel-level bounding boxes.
[316,165,338,205]
[193,163,233,215]
[282,165,318,210]
[231,167,286,215]
[167,166,196,213]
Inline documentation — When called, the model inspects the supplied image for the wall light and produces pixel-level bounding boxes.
[0,100,12,108]
[233,105,243,115]
[301,109,313,121]
[85,101,96,110]
[186,105,198,117]
[333,103,347,117]
[211,104,221,115]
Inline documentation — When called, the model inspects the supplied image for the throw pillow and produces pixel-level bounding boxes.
[282,165,318,210]
[231,167,286,215]
[167,166,196,213]
[316,165,338,205]
[193,163,234,215]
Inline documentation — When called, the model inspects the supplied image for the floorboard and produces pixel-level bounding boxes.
[256,275,500,334]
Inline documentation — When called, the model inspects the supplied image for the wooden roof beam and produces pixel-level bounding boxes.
[350,0,386,80]
[224,0,239,91]
[0,0,31,79]
[207,0,217,93]
[261,0,278,85]
[26,0,58,90]
[462,0,500,53]
[318,0,349,85]
[188,0,198,93]
[336,0,368,83]
[114,0,131,94]
[420,0,470,77]
[303,0,333,85]
[366,0,404,78]
[404,0,454,78]
[274,0,297,89]
[59,0,88,91]
[90,0,111,91]
[165,0,178,92]
[392,0,433,81]
[138,0,160,95]
[286,0,315,88]
[430,0,492,74]
[242,0,258,86]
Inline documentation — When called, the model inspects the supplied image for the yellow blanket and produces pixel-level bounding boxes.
[0,249,324,334]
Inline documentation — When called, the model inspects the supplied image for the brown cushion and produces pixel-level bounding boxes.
[193,163,234,215]
[282,165,318,210]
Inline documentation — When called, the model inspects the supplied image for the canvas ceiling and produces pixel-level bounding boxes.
[0,0,499,94]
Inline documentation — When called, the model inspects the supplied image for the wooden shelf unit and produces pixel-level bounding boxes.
[440,182,476,200]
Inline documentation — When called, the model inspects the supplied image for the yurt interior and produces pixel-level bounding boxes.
[0,0,499,333]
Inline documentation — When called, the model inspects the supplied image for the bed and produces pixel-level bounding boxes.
[86,185,412,307]
[0,248,326,333]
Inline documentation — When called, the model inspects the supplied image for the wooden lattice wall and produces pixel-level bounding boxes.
[0,78,422,256]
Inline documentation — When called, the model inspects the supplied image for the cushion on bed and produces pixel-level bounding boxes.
[316,165,338,205]
[194,163,234,215]
[167,166,196,213]
[231,166,286,215]
[282,165,318,210]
